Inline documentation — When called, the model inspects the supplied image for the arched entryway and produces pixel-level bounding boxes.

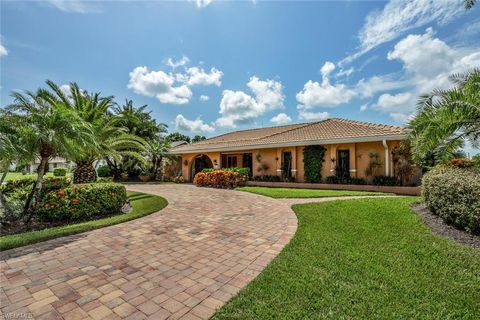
[191,154,213,179]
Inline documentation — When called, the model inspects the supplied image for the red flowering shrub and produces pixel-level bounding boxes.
[446,158,476,169]
[37,183,127,221]
[193,170,247,189]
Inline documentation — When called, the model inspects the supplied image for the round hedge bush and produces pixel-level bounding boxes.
[422,166,480,234]
[37,183,127,221]
[97,165,112,177]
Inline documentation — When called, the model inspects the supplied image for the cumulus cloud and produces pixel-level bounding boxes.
[0,40,7,57]
[175,114,214,133]
[342,0,464,64]
[354,74,409,99]
[195,0,213,8]
[270,113,292,125]
[360,104,368,111]
[181,67,223,86]
[297,106,330,121]
[375,92,413,113]
[296,62,355,109]
[165,56,190,69]
[247,76,284,109]
[216,90,262,128]
[128,66,192,105]
[216,76,285,128]
[199,95,210,102]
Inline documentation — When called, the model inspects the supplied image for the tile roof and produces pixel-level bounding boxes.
[170,118,407,154]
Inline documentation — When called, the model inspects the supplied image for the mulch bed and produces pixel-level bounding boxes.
[411,204,480,248]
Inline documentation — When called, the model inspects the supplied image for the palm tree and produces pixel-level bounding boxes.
[44,81,146,183]
[408,68,480,164]
[144,138,171,180]
[6,89,96,221]
[465,0,476,9]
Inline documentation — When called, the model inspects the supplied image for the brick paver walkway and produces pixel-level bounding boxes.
[1,184,297,320]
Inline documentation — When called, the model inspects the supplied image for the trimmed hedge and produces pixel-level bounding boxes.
[422,166,480,234]
[325,176,367,185]
[372,175,400,186]
[203,167,250,176]
[37,183,127,222]
[2,177,71,195]
[194,170,247,189]
[53,167,67,176]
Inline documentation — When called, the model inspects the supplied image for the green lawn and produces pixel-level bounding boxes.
[237,186,388,198]
[214,198,480,319]
[1,172,73,182]
[0,191,167,251]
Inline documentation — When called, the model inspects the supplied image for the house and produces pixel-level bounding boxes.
[170,118,408,182]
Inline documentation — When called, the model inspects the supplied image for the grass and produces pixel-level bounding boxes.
[237,186,388,198]
[214,197,480,319]
[0,191,168,251]
[1,172,73,182]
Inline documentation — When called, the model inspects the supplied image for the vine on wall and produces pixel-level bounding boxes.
[303,145,326,183]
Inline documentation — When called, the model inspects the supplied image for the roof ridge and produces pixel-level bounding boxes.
[260,120,322,139]
[331,117,404,130]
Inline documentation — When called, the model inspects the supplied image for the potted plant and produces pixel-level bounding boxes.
[138,167,152,182]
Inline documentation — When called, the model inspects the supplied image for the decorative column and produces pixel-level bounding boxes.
[276,148,283,177]
[330,145,337,175]
[291,147,297,179]
[382,140,390,176]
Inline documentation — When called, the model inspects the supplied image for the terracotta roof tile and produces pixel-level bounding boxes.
[171,118,407,153]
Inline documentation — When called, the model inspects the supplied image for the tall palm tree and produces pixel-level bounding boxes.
[408,68,480,164]
[465,0,476,9]
[144,138,171,180]
[44,81,146,183]
[6,89,95,221]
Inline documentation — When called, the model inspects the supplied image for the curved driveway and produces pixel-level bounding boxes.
[1,184,297,320]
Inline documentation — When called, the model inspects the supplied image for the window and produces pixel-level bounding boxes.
[222,154,237,168]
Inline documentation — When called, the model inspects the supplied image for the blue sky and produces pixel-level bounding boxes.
[1,1,479,144]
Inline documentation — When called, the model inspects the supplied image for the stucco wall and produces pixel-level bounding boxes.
[179,140,403,182]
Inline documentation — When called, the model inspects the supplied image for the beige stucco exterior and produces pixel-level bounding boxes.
[180,140,402,182]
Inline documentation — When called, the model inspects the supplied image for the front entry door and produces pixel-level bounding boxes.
[242,153,253,177]
[337,150,350,178]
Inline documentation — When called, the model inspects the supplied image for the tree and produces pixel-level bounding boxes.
[6,89,95,221]
[144,138,171,180]
[465,0,476,9]
[192,135,206,143]
[114,100,167,140]
[43,81,145,183]
[408,69,480,164]
[165,132,191,143]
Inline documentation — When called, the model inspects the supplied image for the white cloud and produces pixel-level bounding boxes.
[181,67,223,86]
[216,90,262,128]
[375,92,413,113]
[390,112,413,123]
[360,104,368,111]
[296,62,355,109]
[354,74,409,98]
[128,66,192,105]
[165,56,190,69]
[270,113,292,125]
[195,0,213,8]
[247,76,284,109]
[45,0,100,13]
[342,0,464,64]
[199,95,210,102]
[175,114,214,133]
[336,67,354,78]
[0,40,7,57]
[297,106,330,121]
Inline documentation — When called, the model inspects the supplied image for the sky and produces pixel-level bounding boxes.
[1,0,479,149]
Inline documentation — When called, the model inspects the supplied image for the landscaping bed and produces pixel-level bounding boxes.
[237,186,388,198]
[0,191,167,251]
[214,197,480,319]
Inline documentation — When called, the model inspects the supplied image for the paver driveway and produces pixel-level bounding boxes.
[0,184,297,320]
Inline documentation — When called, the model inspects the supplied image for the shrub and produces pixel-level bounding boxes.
[172,175,184,183]
[97,165,112,177]
[325,176,367,185]
[446,158,476,169]
[96,177,114,183]
[193,170,247,188]
[303,145,326,183]
[203,167,250,177]
[37,183,127,222]
[422,167,480,234]
[53,167,67,176]
[253,175,281,182]
[372,175,400,186]
[2,177,71,195]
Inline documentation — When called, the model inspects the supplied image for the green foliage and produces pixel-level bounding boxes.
[165,132,191,143]
[408,69,480,164]
[325,176,367,185]
[422,166,480,234]
[214,198,480,319]
[194,170,247,188]
[237,187,385,198]
[97,165,112,177]
[202,167,249,176]
[192,135,206,143]
[37,183,127,222]
[53,167,67,176]
[473,154,480,167]
[0,191,167,251]
[303,145,326,183]
[372,175,400,186]
[2,177,71,195]
[96,177,114,183]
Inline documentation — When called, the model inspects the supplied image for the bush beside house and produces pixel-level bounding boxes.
[422,164,480,234]
[194,168,248,188]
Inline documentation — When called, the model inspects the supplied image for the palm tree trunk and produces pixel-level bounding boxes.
[74,160,97,183]
[0,171,7,185]
[23,156,48,223]
[0,171,14,223]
